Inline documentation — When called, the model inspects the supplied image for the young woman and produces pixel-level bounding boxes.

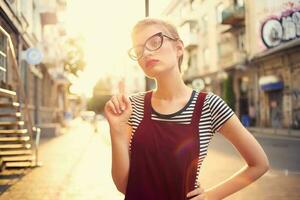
[104,18,269,200]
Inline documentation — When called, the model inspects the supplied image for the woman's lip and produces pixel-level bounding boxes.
[146,59,159,68]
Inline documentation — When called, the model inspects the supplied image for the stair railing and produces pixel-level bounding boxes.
[0,25,36,159]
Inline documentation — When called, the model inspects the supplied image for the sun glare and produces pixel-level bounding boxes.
[65,0,170,97]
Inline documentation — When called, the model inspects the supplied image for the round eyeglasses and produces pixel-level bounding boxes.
[128,32,178,60]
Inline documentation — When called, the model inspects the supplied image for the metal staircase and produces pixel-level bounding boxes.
[0,88,36,170]
[0,26,39,171]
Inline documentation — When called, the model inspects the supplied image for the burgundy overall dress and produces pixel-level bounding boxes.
[125,90,207,200]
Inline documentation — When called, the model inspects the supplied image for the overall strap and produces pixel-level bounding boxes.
[144,90,153,119]
[191,92,207,126]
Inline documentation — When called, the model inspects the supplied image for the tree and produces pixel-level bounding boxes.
[87,77,113,113]
[63,36,86,76]
[222,75,235,111]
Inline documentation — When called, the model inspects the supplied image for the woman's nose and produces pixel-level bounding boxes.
[142,48,154,58]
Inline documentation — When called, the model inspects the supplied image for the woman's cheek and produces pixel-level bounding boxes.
[138,60,146,69]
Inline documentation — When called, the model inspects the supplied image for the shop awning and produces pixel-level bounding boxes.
[259,75,284,91]
[261,82,284,91]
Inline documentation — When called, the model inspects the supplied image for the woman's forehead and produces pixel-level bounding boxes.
[132,25,168,45]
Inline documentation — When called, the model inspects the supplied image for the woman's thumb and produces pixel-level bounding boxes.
[122,94,132,108]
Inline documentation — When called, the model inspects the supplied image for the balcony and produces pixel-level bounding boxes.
[183,32,198,50]
[180,17,199,50]
[221,5,245,25]
[40,12,58,26]
[183,66,199,82]
[219,50,247,69]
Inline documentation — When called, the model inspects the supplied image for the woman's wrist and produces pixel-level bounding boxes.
[204,189,219,200]
[109,123,128,134]
[109,123,131,143]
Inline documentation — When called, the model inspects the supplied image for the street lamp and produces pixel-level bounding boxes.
[145,0,156,90]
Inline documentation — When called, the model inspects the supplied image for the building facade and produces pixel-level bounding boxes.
[0,0,71,130]
[163,0,300,131]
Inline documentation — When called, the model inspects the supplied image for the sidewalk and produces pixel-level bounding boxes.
[247,126,300,139]
[0,118,123,200]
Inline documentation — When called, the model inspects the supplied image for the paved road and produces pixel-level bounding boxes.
[0,119,299,199]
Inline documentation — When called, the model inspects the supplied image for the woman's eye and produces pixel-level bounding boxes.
[148,37,161,48]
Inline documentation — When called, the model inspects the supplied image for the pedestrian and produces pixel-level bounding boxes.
[270,100,282,128]
[249,102,256,126]
[104,18,269,200]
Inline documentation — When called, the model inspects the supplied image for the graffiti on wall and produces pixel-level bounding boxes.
[260,1,300,48]
[261,9,300,48]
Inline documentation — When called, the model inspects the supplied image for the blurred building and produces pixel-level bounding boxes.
[247,0,300,130]
[0,0,73,168]
[163,0,300,131]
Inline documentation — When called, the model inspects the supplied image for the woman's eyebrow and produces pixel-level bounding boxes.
[133,32,161,47]
[133,38,146,47]
[132,43,144,48]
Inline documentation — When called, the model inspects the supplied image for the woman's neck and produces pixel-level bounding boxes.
[152,70,193,101]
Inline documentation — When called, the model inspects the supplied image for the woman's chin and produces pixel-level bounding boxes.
[144,65,174,78]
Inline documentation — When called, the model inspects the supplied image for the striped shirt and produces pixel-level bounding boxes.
[127,90,234,184]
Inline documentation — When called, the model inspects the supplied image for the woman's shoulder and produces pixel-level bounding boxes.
[128,91,147,103]
[197,90,218,103]
[197,91,232,112]
[199,90,224,100]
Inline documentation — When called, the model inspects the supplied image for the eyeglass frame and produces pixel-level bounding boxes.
[128,32,179,61]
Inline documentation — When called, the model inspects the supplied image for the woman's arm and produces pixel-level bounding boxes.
[110,124,132,194]
[205,114,270,200]
[104,94,133,194]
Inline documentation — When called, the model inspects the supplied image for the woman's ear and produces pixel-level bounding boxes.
[176,40,184,57]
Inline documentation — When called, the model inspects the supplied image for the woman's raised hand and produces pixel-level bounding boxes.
[104,93,132,133]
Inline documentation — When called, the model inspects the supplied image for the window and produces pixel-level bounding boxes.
[201,15,208,34]
[191,0,199,10]
[217,43,222,58]
[32,1,42,40]
[20,0,33,28]
[218,36,235,59]
[180,2,191,18]
[235,0,244,7]
[237,30,245,50]
[20,60,28,96]
[216,3,224,23]
[0,33,7,83]
[189,49,198,69]
[203,48,210,68]
[190,21,199,34]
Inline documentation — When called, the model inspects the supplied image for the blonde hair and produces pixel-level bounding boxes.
[131,18,184,72]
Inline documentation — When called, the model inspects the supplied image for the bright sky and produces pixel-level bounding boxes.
[65,0,171,97]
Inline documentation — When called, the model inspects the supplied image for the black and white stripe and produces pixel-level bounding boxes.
[127,90,234,187]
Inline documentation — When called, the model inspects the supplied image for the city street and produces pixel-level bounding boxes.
[1,0,300,199]
[0,118,299,200]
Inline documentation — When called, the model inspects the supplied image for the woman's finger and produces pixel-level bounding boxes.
[122,94,131,109]
[116,94,126,111]
[189,193,206,200]
[186,188,204,199]
[111,96,121,114]
[107,101,117,115]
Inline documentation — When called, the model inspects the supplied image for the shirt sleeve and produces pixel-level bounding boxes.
[208,93,234,134]
[127,96,134,126]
